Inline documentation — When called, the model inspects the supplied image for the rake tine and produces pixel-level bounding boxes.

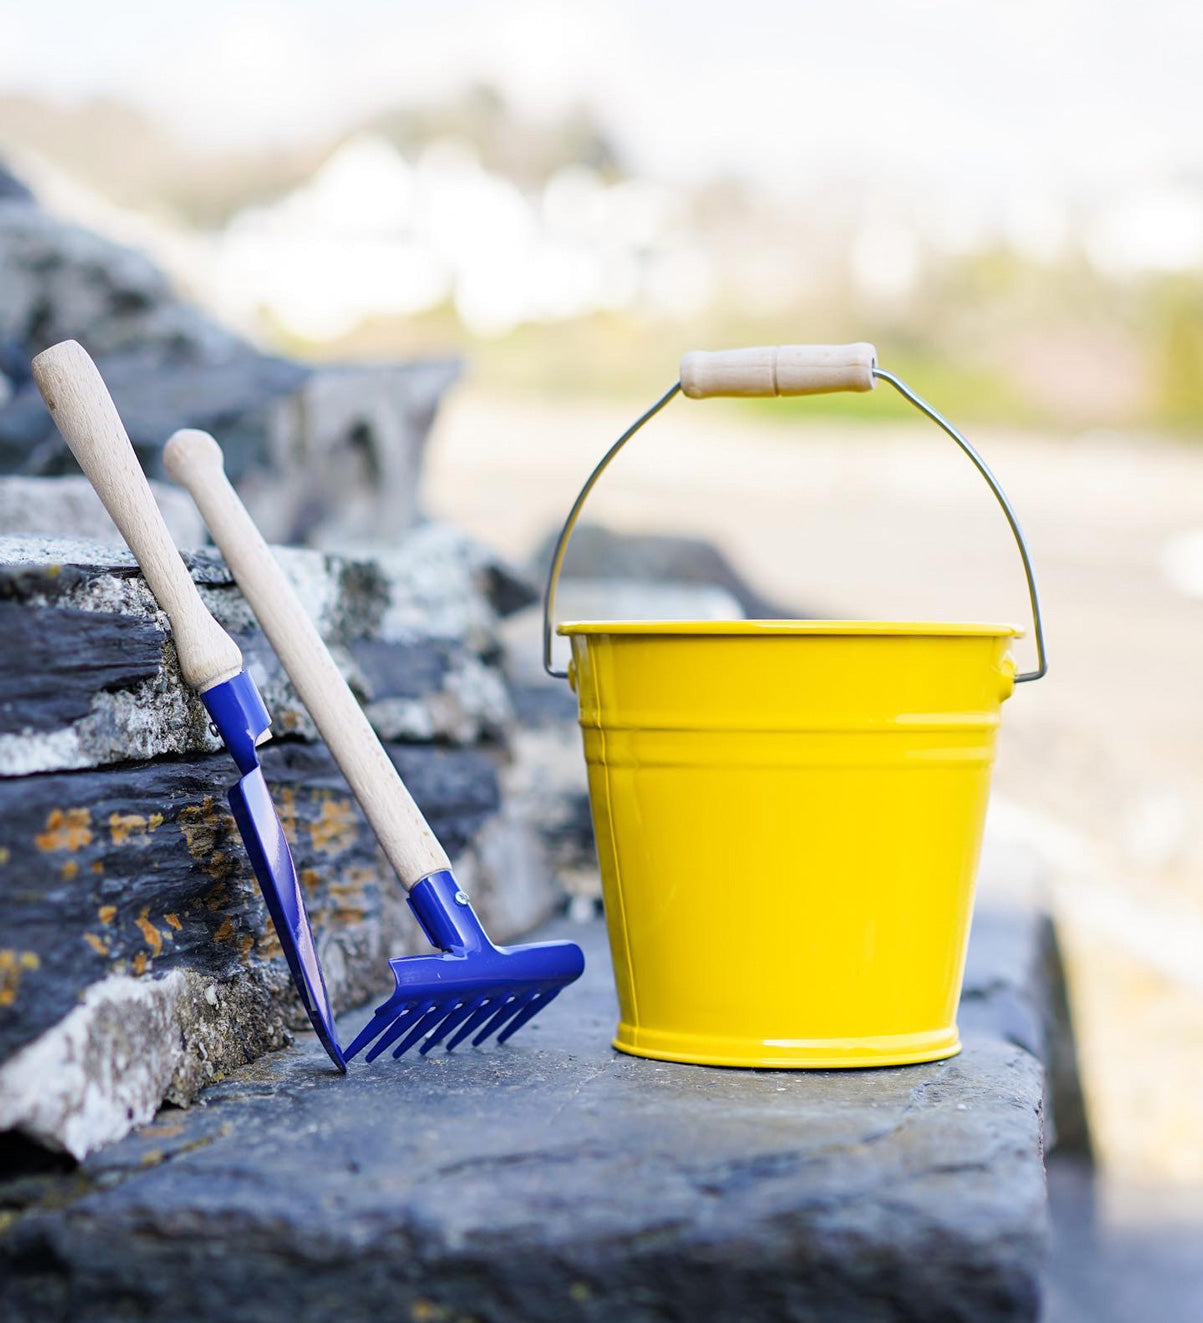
[419,995,488,1056]
[496,987,562,1045]
[472,991,533,1048]
[366,998,435,1063]
[445,994,505,1051]
[391,998,462,1059]
[344,1002,405,1061]
[487,988,545,1046]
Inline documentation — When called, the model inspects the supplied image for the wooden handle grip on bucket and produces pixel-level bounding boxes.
[680,344,877,398]
[163,428,450,888]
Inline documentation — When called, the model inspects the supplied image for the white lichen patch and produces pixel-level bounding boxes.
[374,523,502,645]
[0,532,138,573]
[365,652,512,745]
[0,971,187,1159]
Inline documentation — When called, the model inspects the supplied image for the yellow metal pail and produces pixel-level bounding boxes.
[543,346,1047,1069]
[562,621,1017,1068]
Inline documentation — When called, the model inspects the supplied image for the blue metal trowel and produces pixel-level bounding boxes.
[31,341,345,1072]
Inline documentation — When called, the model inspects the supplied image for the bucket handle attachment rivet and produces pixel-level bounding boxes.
[542,343,1047,685]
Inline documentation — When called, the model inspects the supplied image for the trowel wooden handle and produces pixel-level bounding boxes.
[679,344,877,398]
[31,341,242,693]
[164,428,450,887]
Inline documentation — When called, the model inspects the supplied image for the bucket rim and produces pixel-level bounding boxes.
[557,619,1022,639]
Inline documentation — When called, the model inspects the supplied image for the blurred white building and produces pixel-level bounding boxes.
[210,133,703,340]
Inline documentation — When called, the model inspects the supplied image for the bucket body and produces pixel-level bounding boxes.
[562,620,1018,1069]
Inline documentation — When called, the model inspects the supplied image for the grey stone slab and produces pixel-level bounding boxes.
[0,600,163,733]
[0,201,457,548]
[0,530,521,777]
[0,526,562,1158]
[0,474,206,548]
[531,522,803,618]
[0,910,1048,1323]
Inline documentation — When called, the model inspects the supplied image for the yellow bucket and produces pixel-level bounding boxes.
[543,345,1047,1069]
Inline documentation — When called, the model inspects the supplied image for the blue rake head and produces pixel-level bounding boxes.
[203,672,346,1072]
[344,870,585,1062]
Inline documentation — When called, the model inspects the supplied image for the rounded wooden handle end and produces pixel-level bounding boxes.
[31,339,90,406]
[164,428,226,485]
[680,343,877,398]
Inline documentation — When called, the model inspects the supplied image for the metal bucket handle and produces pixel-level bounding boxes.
[542,344,1047,684]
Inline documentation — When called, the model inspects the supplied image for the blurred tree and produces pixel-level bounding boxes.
[1154,277,1203,429]
[363,83,622,188]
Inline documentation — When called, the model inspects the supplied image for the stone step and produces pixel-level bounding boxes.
[0,902,1069,1323]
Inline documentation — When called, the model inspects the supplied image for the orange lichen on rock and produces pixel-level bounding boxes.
[203,850,238,883]
[35,807,93,852]
[98,905,117,924]
[327,865,374,926]
[60,859,79,881]
[136,909,163,957]
[0,950,40,1006]
[83,933,109,957]
[177,797,227,858]
[309,795,358,855]
[109,812,147,846]
[275,787,298,847]
[131,951,148,975]
[164,913,182,931]
[256,926,283,960]
[213,918,236,943]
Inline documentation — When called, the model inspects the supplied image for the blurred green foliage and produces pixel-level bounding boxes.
[1154,278,1203,429]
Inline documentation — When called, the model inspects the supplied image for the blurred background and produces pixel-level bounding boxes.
[2,2,1201,1314]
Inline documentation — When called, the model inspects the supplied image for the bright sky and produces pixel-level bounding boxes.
[2,0,1200,202]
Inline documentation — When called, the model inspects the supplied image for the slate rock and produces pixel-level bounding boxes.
[0,205,456,546]
[0,909,1053,1322]
[533,521,803,618]
[0,738,499,1062]
[0,351,308,479]
[0,528,562,1156]
[255,358,459,545]
[0,162,35,204]
[0,474,205,546]
[0,529,521,776]
[0,600,163,734]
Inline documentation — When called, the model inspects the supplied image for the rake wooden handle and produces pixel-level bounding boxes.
[163,428,450,887]
[679,344,877,398]
[31,341,242,693]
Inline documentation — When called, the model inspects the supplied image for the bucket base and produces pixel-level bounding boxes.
[612,1022,962,1070]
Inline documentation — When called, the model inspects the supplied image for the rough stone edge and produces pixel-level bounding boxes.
[0,971,187,1160]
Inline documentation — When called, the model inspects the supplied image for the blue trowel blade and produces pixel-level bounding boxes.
[203,671,345,1072]
[228,767,346,1072]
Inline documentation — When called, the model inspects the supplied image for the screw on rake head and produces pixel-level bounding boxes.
[344,871,585,1063]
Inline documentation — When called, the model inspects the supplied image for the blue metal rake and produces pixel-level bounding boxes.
[345,871,581,1061]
